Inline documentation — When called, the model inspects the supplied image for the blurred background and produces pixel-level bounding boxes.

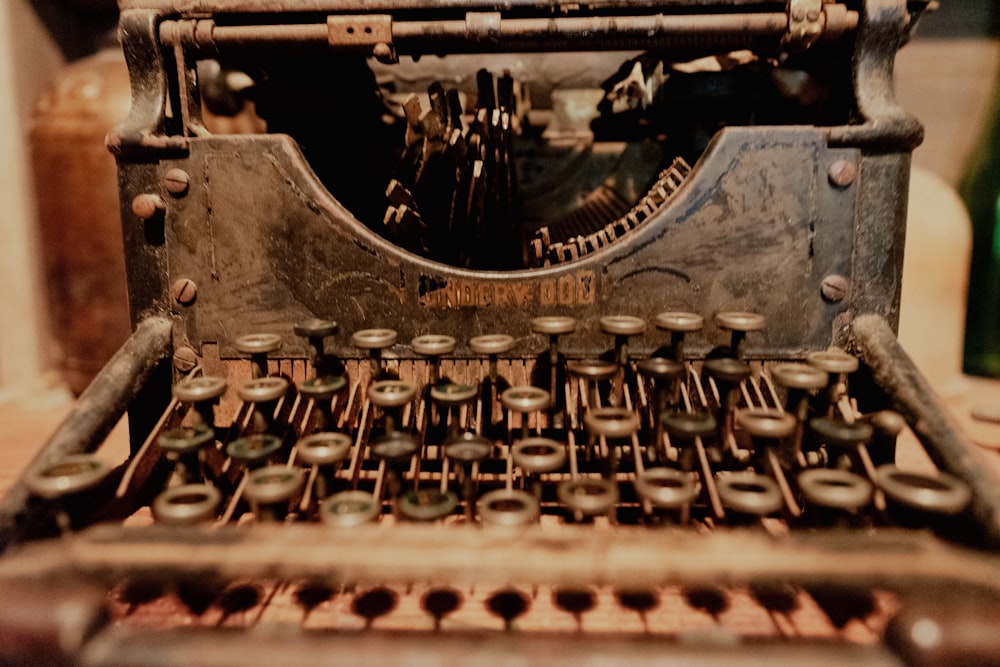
[0,0,996,402]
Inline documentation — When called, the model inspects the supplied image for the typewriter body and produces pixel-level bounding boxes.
[4,0,1000,664]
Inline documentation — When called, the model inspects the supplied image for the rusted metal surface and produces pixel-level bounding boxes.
[849,314,1000,547]
[155,128,855,360]
[79,629,906,667]
[0,317,172,551]
[3,525,1000,593]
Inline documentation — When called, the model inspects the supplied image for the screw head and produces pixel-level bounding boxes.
[828,160,857,187]
[164,168,190,196]
[170,278,198,306]
[820,274,850,303]
[131,193,166,220]
[172,346,199,372]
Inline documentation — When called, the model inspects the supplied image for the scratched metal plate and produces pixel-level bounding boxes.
[162,126,856,359]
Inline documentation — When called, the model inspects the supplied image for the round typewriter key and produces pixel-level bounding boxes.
[370,431,419,462]
[411,334,457,356]
[299,375,347,431]
[798,468,873,512]
[703,357,752,385]
[298,374,346,399]
[352,328,398,377]
[655,311,704,361]
[714,311,764,359]
[637,357,684,381]
[412,334,456,385]
[227,434,283,467]
[469,334,515,431]
[158,424,215,455]
[26,454,111,500]
[320,490,381,527]
[531,316,576,336]
[152,484,221,525]
[715,311,766,332]
[531,316,575,410]
[716,472,783,517]
[558,478,619,517]
[352,328,398,349]
[584,407,640,440]
[502,386,551,442]
[501,386,550,413]
[655,311,704,332]
[432,381,479,439]
[237,376,290,403]
[400,488,458,522]
[294,318,339,339]
[430,381,478,405]
[639,357,686,457]
[235,332,282,354]
[173,375,227,403]
[634,468,699,510]
[477,488,540,527]
[809,417,873,451]
[806,349,859,375]
[770,363,827,391]
[469,334,515,356]
[235,333,282,379]
[601,315,645,370]
[295,318,339,376]
[158,424,215,483]
[368,379,418,408]
[736,408,796,439]
[567,359,618,381]
[296,432,352,467]
[369,380,416,436]
[864,410,906,465]
[244,465,304,506]
[876,465,971,518]
[512,437,566,473]
[444,432,493,463]
[662,411,717,439]
[600,315,646,337]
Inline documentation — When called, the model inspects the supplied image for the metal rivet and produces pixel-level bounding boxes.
[170,278,198,306]
[173,346,199,372]
[820,274,850,303]
[131,193,166,220]
[828,160,856,187]
[164,168,190,196]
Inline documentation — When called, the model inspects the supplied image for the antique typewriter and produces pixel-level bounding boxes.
[3,0,999,664]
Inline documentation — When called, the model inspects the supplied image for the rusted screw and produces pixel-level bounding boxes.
[828,160,857,188]
[164,169,190,196]
[131,193,166,220]
[820,274,850,303]
[173,346,199,372]
[170,278,198,307]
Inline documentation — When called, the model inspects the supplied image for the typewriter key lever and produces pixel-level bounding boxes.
[531,315,576,412]
[469,333,515,430]
[352,328,399,380]
[655,311,704,362]
[293,318,339,377]
[714,311,765,360]
[234,333,282,379]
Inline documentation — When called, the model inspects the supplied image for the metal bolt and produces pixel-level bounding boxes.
[828,160,857,188]
[170,278,198,307]
[131,193,166,220]
[820,274,850,303]
[173,346,199,372]
[164,169,190,196]
[372,42,394,63]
